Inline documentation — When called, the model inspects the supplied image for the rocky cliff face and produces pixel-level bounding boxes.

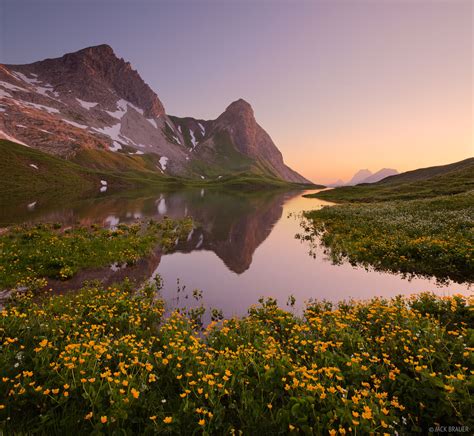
[0,44,310,183]
[0,45,189,172]
[210,99,310,183]
[171,100,311,183]
[25,44,165,119]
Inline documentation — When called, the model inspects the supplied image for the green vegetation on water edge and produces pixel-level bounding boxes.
[0,218,193,290]
[0,283,472,434]
[301,159,474,283]
[300,192,474,283]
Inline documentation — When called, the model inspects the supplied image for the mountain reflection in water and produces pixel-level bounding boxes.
[1,188,470,316]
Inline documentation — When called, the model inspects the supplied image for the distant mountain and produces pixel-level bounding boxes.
[341,168,399,186]
[346,169,372,185]
[327,179,345,188]
[0,44,310,183]
[359,168,398,184]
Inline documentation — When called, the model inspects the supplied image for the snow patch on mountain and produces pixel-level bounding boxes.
[62,119,89,130]
[147,118,158,129]
[0,81,29,93]
[189,129,198,148]
[22,101,60,114]
[106,99,144,119]
[12,71,59,98]
[0,129,30,147]
[92,123,123,150]
[76,98,98,110]
[159,156,169,171]
[198,122,205,135]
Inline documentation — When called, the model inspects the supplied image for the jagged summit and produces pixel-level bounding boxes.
[74,44,116,56]
[345,168,399,186]
[223,98,253,114]
[6,43,165,118]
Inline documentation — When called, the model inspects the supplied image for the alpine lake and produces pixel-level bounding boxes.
[1,188,470,318]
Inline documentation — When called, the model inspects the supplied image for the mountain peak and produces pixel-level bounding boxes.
[224,98,254,115]
[209,98,310,183]
[361,168,398,184]
[21,44,166,118]
[347,169,372,185]
[75,44,115,57]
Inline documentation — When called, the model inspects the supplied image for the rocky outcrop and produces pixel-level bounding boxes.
[22,44,165,119]
[172,99,311,183]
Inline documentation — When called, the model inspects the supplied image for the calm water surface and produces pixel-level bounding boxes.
[2,188,470,316]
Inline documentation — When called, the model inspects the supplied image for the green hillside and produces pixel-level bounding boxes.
[0,140,181,200]
[0,140,317,207]
[377,157,474,185]
[307,157,474,202]
[0,140,97,200]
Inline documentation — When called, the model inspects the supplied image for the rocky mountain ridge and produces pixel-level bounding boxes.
[0,44,310,183]
[360,168,398,184]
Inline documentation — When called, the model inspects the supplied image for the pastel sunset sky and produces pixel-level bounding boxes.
[1,0,472,184]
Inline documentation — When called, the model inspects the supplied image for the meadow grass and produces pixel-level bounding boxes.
[0,139,317,208]
[0,283,471,435]
[0,218,193,290]
[300,192,473,283]
[305,161,474,203]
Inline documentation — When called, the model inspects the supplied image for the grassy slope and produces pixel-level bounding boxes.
[378,157,474,185]
[189,131,269,177]
[0,140,319,207]
[0,140,97,202]
[189,131,322,188]
[306,158,474,202]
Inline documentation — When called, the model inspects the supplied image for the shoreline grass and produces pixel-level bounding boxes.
[300,192,474,284]
[0,219,193,291]
[0,284,472,434]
